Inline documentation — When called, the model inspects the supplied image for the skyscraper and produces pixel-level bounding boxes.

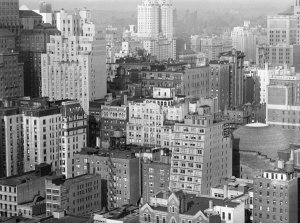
[137,0,173,40]
[41,9,107,113]
[137,0,175,60]
[231,26,257,62]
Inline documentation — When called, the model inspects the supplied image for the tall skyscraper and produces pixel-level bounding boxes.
[137,0,175,60]
[137,0,173,40]
[231,26,257,62]
[41,9,107,113]
[219,50,245,108]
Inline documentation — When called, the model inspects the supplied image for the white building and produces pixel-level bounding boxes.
[137,0,173,40]
[142,37,176,61]
[231,26,257,62]
[23,107,62,172]
[127,88,188,147]
[257,64,296,104]
[41,9,106,113]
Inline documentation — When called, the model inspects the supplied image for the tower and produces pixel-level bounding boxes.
[295,0,300,44]
[137,0,173,39]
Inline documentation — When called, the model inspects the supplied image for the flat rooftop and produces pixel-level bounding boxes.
[0,171,40,187]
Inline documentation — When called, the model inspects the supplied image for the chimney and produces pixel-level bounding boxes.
[223,185,228,199]
[209,200,213,209]
[96,137,100,147]
[290,148,294,162]
[179,195,187,214]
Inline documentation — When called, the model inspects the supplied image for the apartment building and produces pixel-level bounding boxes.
[142,159,171,203]
[0,51,24,99]
[0,164,52,218]
[41,9,106,113]
[219,50,245,108]
[253,168,299,223]
[209,61,230,111]
[0,0,20,35]
[60,101,87,178]
[100,105,128,147]
[45,174,101,216]
[23,106,62,172]
[0,29,15,51]
[19,23,60,98]
[170,105,232,195]
[0,108,23,178]
[73,147,140,210]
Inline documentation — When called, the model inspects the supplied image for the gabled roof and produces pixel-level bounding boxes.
[19,10,42,18]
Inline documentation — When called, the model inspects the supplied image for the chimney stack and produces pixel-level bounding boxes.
[209,200,213,209]
[223,184,228,199]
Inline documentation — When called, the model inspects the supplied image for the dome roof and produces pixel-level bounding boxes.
[233,123,290,160]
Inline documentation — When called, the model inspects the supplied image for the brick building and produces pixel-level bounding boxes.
[74,147,140,210]
[45,174,101,216]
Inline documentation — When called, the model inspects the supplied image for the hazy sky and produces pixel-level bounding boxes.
[20,0,294,12]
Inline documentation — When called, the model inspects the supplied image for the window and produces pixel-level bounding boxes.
[222,212,225,220]
[228,213,231,220]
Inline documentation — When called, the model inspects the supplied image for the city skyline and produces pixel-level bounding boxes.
[1,0,300,222]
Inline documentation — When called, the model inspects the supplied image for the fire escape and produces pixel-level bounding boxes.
[107,154,117,209]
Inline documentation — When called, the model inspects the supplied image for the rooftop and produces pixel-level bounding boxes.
[0,171,40,187]
[150,191,240,216]
[95,205,139,221]
[41,215,89,223]
[76,146,139,159]
[19,10,43,18]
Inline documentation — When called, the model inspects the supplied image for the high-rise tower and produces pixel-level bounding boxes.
[294,0,300,44]
[137,0,173,40]
[41,9,107,113]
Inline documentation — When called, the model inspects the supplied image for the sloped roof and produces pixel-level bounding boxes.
[19,10,42,18]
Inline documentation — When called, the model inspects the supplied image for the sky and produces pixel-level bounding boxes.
[20,0,294,12]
